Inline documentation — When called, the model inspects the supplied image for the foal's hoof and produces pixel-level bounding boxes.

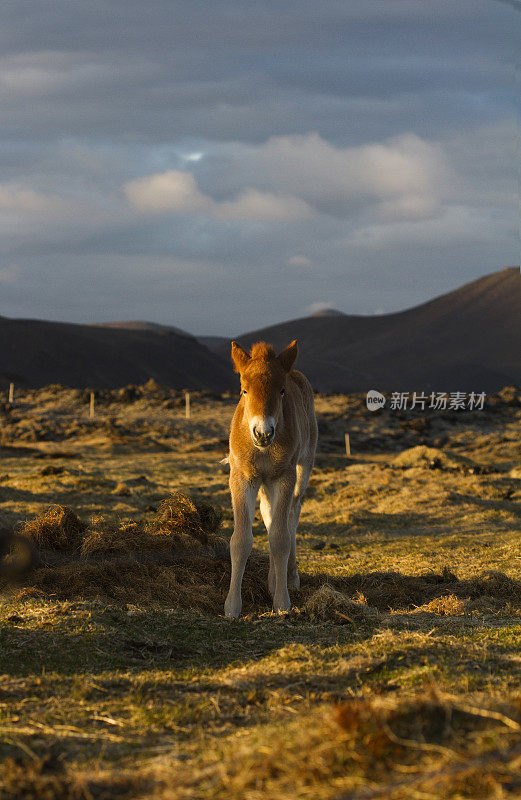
[224,594,242,619]
[273,592,291,613]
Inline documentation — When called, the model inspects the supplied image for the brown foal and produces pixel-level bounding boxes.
[224,340,317,618]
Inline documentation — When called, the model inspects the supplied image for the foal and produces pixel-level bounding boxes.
[224,340,317,618]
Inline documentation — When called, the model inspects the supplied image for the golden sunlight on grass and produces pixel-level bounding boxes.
[0,382,520,798]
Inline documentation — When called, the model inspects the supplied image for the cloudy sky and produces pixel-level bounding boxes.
[0,0,518,335]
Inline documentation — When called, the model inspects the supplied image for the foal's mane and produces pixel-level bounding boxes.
[250,342,276,361]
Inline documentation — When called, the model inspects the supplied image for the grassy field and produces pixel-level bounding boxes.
[0,382,521,799]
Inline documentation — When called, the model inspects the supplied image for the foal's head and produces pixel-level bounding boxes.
[231,340,298,449]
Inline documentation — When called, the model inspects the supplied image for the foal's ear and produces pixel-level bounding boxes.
[277,339,298,373]
[231,341,251,373]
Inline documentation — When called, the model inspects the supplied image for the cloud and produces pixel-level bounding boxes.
[252,131,451,219]
[349,204,512,249]
[0,183,65,215]
[0,50,157,97]
[305,301,335,315]
[124,170,311,222]
[214,189,310,222]
[124,170,210,214]
[0,0,516,333]
[123,132,450,225]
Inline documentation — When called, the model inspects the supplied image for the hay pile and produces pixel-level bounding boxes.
[415,594,467,615]
[21,505,87,551]
[301,585,377,623]
[393,445,472,471]
[82,495,225,557]
[13,493,270,613]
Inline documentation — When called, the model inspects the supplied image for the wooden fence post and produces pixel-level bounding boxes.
[8,383,14,404]
[185,392,191,420]
[345,433,351,456]
[89,391,95,420]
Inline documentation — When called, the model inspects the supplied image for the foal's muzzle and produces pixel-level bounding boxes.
[252,425,275,448]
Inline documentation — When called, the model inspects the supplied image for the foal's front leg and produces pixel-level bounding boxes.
[224,471,258,618]
[267,470,296,613]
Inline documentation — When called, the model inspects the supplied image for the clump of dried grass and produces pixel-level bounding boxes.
[416,594,467,615]
[14,497,521,618]
[111,482,131,496]
[333,692,520,760]
[81,520,162,556]
[18,550,271,613]
[301,584,377,623]
[81,493,227,558]
[20,505,87,551]
[393,445,472,470]
[150,493,223,546]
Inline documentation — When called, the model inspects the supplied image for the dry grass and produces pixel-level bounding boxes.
[416,593,468,615]
[164,692,521,800]
[0,756,151,800]
[0,384,520,799]
[392,445,473,470]
[82,493,225,556]
[301,584,377,623]
[10,493,271,612]
[20,504,87,551]
[10,497,521,617]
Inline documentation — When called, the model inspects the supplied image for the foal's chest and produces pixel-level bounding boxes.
[250,443,291,482]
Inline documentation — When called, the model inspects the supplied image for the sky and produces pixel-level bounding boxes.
[0,0,519,335]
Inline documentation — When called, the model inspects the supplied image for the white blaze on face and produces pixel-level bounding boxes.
[250,415,276,447]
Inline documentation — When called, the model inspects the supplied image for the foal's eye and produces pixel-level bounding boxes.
[280,389,285,396]
[241,389,247,396]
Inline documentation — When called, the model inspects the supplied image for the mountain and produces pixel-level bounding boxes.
[197,335,230,351]
[2,267,518,393]
[309,307,346,318]
[213,267,521,392]
[93,320,190,337]
[0,318,232,390]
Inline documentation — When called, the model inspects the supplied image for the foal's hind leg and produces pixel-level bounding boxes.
[287,497,301,590]
[259,487,276,597]
[287,462,312,590]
